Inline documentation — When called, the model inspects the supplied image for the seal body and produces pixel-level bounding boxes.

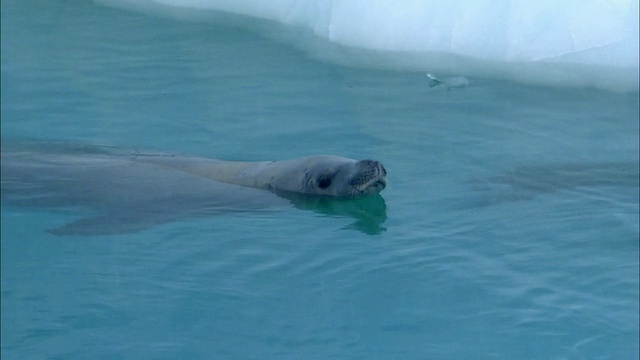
[0,141,389,235]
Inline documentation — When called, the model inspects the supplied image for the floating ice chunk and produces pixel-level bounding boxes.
[427,73,470,91]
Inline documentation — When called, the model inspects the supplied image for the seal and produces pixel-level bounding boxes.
[1,142,389,235]
[135,155,388,198]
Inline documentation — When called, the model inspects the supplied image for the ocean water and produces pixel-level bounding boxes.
[1,0,639,359]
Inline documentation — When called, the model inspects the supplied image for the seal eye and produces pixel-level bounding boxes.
[318,176,332,189]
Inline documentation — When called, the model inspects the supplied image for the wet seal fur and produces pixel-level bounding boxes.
[133,155,388,198]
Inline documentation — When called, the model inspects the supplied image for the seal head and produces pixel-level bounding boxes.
[265,156,387,198]
[131,154,388,199]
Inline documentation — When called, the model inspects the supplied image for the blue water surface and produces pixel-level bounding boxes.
[2,1,639,359]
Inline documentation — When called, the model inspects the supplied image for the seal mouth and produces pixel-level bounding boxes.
[349,160,388,196]
[368,178,387,191]
[355,175,387,196]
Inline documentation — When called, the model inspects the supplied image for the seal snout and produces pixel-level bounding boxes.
[357,159,387,177]
[372,178,387,191]
[353,159,387,193]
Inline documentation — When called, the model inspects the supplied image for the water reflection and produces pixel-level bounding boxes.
[279,191,387,235]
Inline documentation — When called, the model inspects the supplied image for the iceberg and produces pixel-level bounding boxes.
[108,0,639,92]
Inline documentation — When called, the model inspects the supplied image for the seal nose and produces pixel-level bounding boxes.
[358,159,387,177]
[379,163,387,177]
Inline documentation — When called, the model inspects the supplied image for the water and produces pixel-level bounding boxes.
[2,0,639,359]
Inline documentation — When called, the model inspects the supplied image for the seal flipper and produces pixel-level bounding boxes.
[46,212,160,236]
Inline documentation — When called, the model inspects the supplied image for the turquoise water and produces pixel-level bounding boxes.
[2,1,639,359]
